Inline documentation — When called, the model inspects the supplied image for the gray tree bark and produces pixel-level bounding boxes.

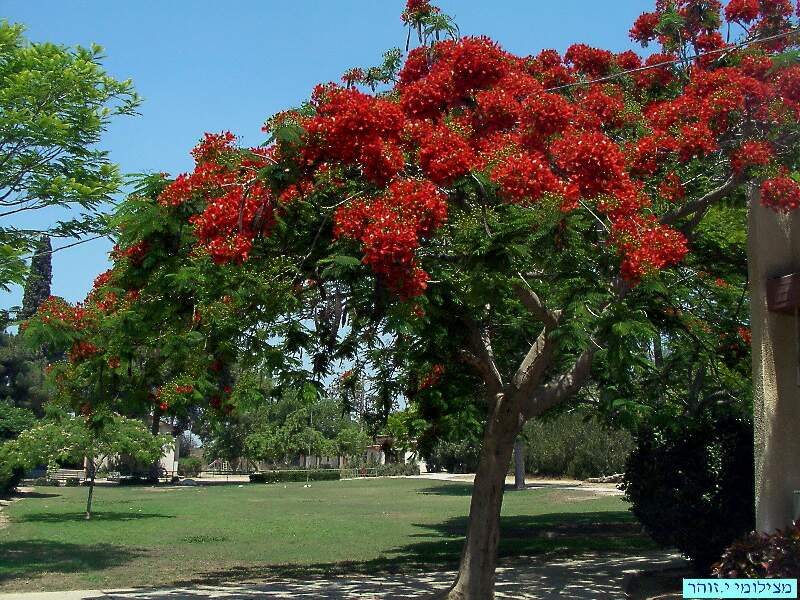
[444,395,520,600]
[513,437,526,490]
[84,458,96,520]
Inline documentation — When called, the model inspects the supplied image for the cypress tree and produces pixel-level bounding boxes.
[19,236,52,320]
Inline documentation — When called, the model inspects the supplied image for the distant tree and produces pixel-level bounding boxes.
[19,236,52,319]
[0,311,48,414]
[0,399,35,494]
[0,412,170,518]
[0,21,139,289]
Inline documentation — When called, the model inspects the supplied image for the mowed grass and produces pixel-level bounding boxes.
[0,478,654,592]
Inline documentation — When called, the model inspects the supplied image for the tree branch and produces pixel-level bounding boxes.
[521,346,597,418]
[463,316,503,394]
[512,282,561,329]
[660,175,738,226]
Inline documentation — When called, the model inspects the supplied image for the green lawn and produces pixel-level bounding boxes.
[0,479,653,592]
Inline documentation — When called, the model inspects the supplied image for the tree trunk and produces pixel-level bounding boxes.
[513,437,526,490]
[85,459,96,520]
[150,409,162,479]
[445,396,520,600]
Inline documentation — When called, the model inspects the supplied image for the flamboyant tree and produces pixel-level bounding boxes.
[24,0,800,597]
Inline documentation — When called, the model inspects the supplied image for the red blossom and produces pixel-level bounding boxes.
[564,44,615,78]
[761,176,800,212]
[611,215,689,281]
[659,173,686,202]
[417,125,475,185]
[737,326,752,344]
[731,140,774,173]
[490,150,563,205]
[630,12,661,44]
[68,340,99,363]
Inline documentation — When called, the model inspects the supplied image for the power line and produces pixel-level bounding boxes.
[544,27,799,93]
[20,234,110,260]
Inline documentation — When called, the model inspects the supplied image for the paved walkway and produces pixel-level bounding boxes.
[413,473,624,496]
[0,551,684,599]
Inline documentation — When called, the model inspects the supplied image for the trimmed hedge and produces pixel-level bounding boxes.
[250,470,340,484]
[117,475,160,486]
[178,457,202,477]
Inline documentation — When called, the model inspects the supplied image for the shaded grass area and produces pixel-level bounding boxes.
[0,479,653,592]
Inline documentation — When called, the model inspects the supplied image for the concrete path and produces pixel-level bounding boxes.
[0,551,684,599]
[412,473,624,496]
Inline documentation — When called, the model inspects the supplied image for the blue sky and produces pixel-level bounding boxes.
[1,0,653,311]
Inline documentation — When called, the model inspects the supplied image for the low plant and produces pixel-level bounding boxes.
[522,410,633,480]
[714,521,800,578]
[178,457,202,477]
[249,469,340,483]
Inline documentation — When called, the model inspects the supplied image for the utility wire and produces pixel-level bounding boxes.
[544,27,799,92]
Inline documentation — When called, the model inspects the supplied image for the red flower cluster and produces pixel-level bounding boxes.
[630,11,661,44]
[416,124,475,185]
[737,326,752,345]
[151,0,800,301]
[490,151,562,204]
[304,85,405,185]
[564,44,615,78]
[401,0,439,23]
[761,176,800,212]
[725,0,760,21]
[419,364,445,389]
[68,340,99,363]
[93,270,113,290]
[334,179,447,298]
[158,133,277,264]
[111,240,149,266]
[36,297,95,331]
[611,215,689,281]
[659,173,686,202]
[731,140,774,173]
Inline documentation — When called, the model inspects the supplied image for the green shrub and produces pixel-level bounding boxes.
[376,462,420,476]
[0,467,26,495]
[425,439,482,473]
[522,410,633,480]
[249,469,340,484]
[345,463,420,477]
[178,457,202,477]
[622,409,754,571]
[117,475,159,486]
[714,521,800,577]
[64,477,81,487]
[31,476,57,487]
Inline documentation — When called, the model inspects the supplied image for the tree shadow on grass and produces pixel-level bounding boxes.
[416,482,611,497]
[0,540,143,583]
[169,510,656,588]
[15,511,175,524]
[416,483,474,496]
[14,490,61,499]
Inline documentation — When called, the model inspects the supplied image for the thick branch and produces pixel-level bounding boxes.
[511,327,555,393]
[661,176,738,226]
[463,316,503,393]
[512,283,561,329]
[520,346,597,418]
